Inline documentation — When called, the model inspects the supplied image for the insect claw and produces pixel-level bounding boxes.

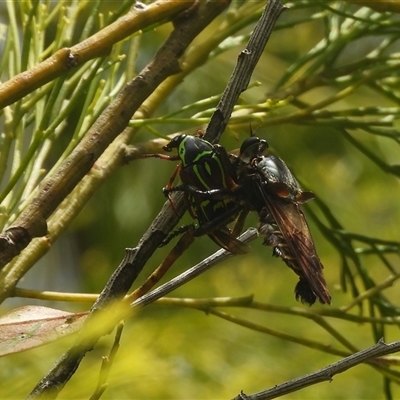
[162,187,170,198]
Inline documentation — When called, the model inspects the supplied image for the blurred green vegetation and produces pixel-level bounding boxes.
[1,0,400,399]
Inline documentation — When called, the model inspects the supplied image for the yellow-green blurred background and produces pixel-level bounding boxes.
[1,1,400,399]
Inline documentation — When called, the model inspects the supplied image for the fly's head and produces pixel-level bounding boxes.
[239,136,269,164]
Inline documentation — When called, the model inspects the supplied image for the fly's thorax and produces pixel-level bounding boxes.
[256,155,288,185]
[255,155,314,203]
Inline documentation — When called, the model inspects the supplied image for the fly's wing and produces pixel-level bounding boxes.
[208,228,252,254]
[259,186,331,305]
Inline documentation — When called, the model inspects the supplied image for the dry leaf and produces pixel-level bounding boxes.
[0,305,87,356]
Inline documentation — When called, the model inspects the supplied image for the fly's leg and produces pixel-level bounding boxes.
[193,204,243,237]
[231,208,250,237]
[159,205,246,249]
[164,184,234,202]
[159,224,196,247]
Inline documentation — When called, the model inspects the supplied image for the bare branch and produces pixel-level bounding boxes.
[204,0,286,143]
[0,0,194,109]
[89,322,124,400]
[26,3,232,398]
[130,228,258,310]
[233,339,400,400]
[0,0,215,270]
[25,1,285,397]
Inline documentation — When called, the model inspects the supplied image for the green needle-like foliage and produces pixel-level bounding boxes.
[1,1,400,399]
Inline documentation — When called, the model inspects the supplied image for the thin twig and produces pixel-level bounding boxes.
[126,230,195,303]
[0,0,193,109]
[204,0,286,143]
[89,322,124,400]
[233,339,400,400]
[0,1,224,295]
[26,3,231,398]
[0,1,199,271]
[26,1,284,397]
[130,228,258,310]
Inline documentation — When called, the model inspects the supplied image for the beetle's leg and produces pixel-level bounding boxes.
[162,164,183,215]
[139,152,182,215]
[140,153,180,161]
[164,164,181,192]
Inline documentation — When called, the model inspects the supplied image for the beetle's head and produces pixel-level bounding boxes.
[163,134,186,152]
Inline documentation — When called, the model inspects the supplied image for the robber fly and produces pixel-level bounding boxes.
[234,137,331,305]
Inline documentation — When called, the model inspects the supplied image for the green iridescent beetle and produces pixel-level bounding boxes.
[144,134,250,254]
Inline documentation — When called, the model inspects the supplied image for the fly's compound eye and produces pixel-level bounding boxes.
[257,139,269,153]
[240,137,261,155]
[239,137,269,163]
